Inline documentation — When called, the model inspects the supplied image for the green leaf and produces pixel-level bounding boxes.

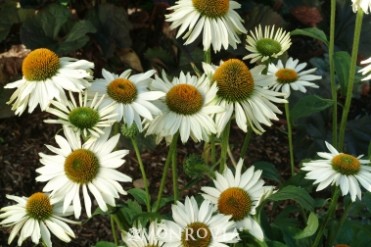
[291,28,328,46]
[290,95,333,122]
[253,161,281,183]
[265,241,288,247]
[127,188,149,207]
[94,241,116,247]
[39,3,70,39]
[268,185,315,211]
[58,20,96,53]
[294,212,319,239]
[0,2,19,42]
[334,51,351,95]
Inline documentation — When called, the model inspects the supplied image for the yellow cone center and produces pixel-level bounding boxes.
[107,78,137,104]
[69,107,100,130]
[26,192,53,220]
[166,84,204,115]
[64,149,100,184]
[181,222,212,247]
[331,153,360,175]
[275,68,298,84]
[22,48,60,81]
[192,0,229,18]
[256,38,282,57]
[213,59,254,102]
[218,187,252,221]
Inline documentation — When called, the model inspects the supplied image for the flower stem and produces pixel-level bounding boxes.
[110,215,119,245]
[154,134,179,211]
[329,0,338,148]
[219,120,231,172]
[171,133,179,202]
[338,9,364,151]
[311,186,341,247]
[284,102,295,176]
[130,137,151,212]
[240,126,253,158]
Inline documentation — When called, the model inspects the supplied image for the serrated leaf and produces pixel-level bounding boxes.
[58,20,96,53]
[253,161,281,183]
[127,188,149,207]
[334,51,351,95]
[268,185,315,211]
[290,95,333,122]
[0,2,19,42]
[39,3,69,39]
[291,28,329,46]
[294,212,319,239]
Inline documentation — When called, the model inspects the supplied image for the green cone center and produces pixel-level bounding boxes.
[26,192,53,220]
[166,84,204,115]
[107,78,137,104]
[68,107,100,130]
[64,149,99,184]
[213,59,254,102]
[275,68,298,84]
[256,38,282,57]
[192,0,229,18]
[181,222,212,247]
[22,48,60,81]
[218,187,252,221]
[331,153,360,175]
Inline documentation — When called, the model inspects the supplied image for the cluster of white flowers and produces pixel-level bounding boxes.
[2,1,371,246]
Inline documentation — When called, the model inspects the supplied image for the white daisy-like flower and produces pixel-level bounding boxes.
[44,92,117,139]
[159,196,239,246]
[0,192,77,247]
[201,159,273,241]
[145,71,223,143]
[351,0,371,14]
[267,57,321,98]
[359,56,371,81]
[243,25,292,64]
[4,48,94,115]
[36,127,132,219]
[87,68,164,132]
[122,221,164,247]
[301,141,371,201]
[203,59,287,136]
[166,0,247,52]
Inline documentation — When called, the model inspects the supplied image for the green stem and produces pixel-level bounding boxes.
[171,133,179,202]
[219,120,231,172]
[130,138,151,212]
[338,10,364,151]
[204,48,211,64]
[329,0,338,148]
[240,126,253,158]
[284,102,295,176]
[311,187,341,247]
[154,134,179,211]
[328,201,352,246]
[110,215,119,245]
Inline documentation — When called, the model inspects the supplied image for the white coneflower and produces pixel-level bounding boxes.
[351,0,371,14]
[166,0,247,52]
[302,141,371,201]
[36,127,132,219]
[243,25,291,64]
[0,192,77,247]
[122,221,164,247]
[267,57,321,97]
[359,56,371,81]
[4,48,93,115]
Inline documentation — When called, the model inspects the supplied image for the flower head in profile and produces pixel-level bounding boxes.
[45,92,117,139]
[87,69,164,132]
[243,25,291,64]
[203,59,287,135]
[122,221,164,247]
[351,0,371,14]
[146,71,223,143]
[301,141,371,201]
[201,159,273,240]
[359,56,371,81]
[166,0,247,52]
[4,48,93,115]
[0,192,77,247]
[267,57,321,97]
[36,127,132,219]
[159,196,239,246]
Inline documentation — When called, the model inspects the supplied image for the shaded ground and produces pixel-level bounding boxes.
[0,106,290,247]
